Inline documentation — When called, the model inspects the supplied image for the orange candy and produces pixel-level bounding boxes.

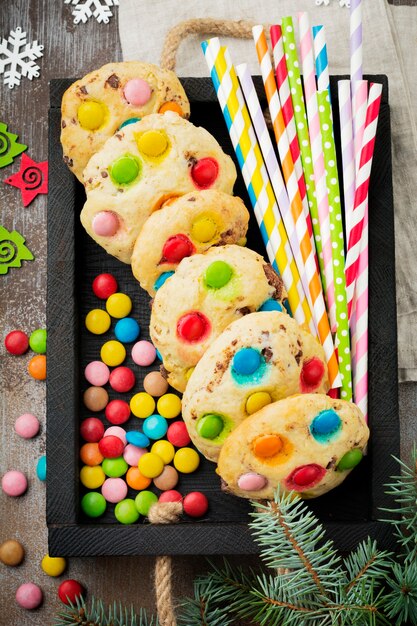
[28,355,46,380]
[253,435,283,458]
[158,101,183,116]
[80,443,103,466]
[126,467,151,490]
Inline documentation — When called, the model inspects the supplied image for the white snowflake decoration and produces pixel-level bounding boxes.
[65,0,119,25]
[0,27,43,89]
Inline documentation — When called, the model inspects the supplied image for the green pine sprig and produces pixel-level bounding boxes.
[53,595,157,626]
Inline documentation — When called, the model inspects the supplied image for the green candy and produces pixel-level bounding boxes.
[135,490,158,516]
[102,457,128,478]
[81,492,106,518]
[29,328,47,354]
[110,154,140,185]
[337,449,363,471]
[197,414,224,439]
[204,261,233,289]
[115,498,140,525]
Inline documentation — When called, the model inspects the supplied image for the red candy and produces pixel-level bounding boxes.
[109,366,136,393]
[98,435,125,458]
[300,357,325,392]
[80,417,105,443]
[191,157,219,189]
[167,421,191,447]
[158,489,182,503]
[183,491,208,518]
[4,330,29,355]
[92,273,118,300]
[58,579,85,605]
[161,234,195,264]
[177,312,210,343]
[285,464,326,491]
[105,399,131,425]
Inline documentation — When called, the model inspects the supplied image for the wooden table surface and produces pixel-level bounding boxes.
[1,1,416,625]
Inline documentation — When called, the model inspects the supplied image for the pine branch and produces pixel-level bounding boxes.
[344,538,393,595]
[381,562,417,626]
[52,596,157,626]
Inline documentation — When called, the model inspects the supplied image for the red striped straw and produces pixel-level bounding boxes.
[345,83,382,317]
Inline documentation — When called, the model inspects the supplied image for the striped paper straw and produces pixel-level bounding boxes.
[201,38,313,334]
[237,61,339,384]
[338,80,356,244]
[352,80,368,175]
[298,12,336,332]
[345,82,382,317]
[312,25,330,96]
[350,0,363,83]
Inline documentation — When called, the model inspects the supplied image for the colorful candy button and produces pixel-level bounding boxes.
[2,470,28,496]
[28,354,46,380]
[143,371,169,397]
[101,477,128,503]
[130,392,155,418]
[83,386,109,411]
[126,467,151,490]
[120,117,140,128]
[100,340,126,366]
[80,465,105,489]
[123,78,152,106]
[158,101,183,115]
[204,260,233,289]
[131,340,156,366]
[114,318,140,343]
[15,582,43,609]
[191,157,218,189]
[78,100,106,130]
[157,393,181,419]
[183,492,208,518]
[80,417,105,442]
[0,539,25,566]
[29,328,47,354]
[36,456,47,481]
[126,431,150,448]
[151,440,175,464]
[138,452,164,478]
[237,472,267,491]
[115,498,140,524]
[191,216,217,243]
[98,435,125,459]
[123,443,146,466]
[177,311,210,343]
[41,554,67,577]
[154,271,174,291]
[81,491,107,518]
[173,447,200,473]
[159,489,182,503]
[246,392,272,415]
[310,410,341,442]
[143,414,168,440]
[92,211,119,237]
[104,426,127,444]
[105,399,130,424]
[196,414,223,440]
[153,465,179,491]
[167,421,191,447]
[232,348,261,376]
[14,413,40,439]
[57,579,85,605]
[258,299,283,312]
[85,309,111,334]
[136,130,169,157]
[80,443,103,466]
[109,366,136,392]
[162,234,194,263]
[253,435,283,458]
[102,457,128,478]
[300,357,326,390]
[92,273,118,299]
[286,464,326,491]
[135,490,158,516]
[337,449,363,471]
[110,154,140,185]
[106,293,132,318]
[84,361,110,386]
[4,330,29,355]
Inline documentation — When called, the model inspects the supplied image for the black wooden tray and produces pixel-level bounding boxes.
[47,75,399,556]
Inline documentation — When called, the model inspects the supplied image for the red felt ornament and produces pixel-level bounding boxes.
[4,153,48,207]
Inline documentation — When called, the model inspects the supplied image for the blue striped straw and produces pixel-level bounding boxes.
[312,25,330,96]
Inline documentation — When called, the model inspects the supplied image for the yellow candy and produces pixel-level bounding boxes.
[151,440,175,464]
[157,393,182,419]
[138,452,164,478]
[100,340,126,367]
[246,391,272,415]
[136,130,169,158]
[41,554,67,577]
[185,367,195,381]
[130,392,155,418]
[106,293,132,318]
[85,309,111,334]
[80,465,105,489]
[191,216,218,243]
[78,101,106,130]
[173,447,200,473]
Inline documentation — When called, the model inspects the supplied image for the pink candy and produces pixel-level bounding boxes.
[85,361,110,386]
[101,477,128,503]
[92,211,119,237]
[15,582,43,609]
[123,443,146,466]
[237,472,267,491]
[2,470,28,496]
[123,78,152,106]
[131,340,156,366]
[14,413,40,439]
[104,426,127,445]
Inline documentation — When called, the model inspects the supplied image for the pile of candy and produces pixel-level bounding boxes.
[5,327,47,380]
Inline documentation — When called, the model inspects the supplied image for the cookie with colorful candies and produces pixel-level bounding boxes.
[61,61,190,181]
[149,244,287,393]
[131,189,249,296]
[217,394,369,500]
[80,113,237,264]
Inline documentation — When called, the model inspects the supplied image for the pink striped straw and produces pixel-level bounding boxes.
[298,11,336,332]
[345,83,382,317]
[352,80,368,173]
[337,80,356,245]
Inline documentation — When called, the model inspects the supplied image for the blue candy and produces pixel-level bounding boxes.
[310,410,341,442]
[154,271,175,291]
[156,349,162,361]
[114,317,140,343]
[258,299,283,312]
[120,117,141,129]
[143,414,168,440]
[126,431,150,448]
[36,455,47,481]
[232,347,261,376]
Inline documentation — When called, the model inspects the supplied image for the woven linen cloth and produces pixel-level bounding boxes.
[119,0,417,382]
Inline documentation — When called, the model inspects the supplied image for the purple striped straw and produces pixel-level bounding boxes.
[350,0,363,82]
